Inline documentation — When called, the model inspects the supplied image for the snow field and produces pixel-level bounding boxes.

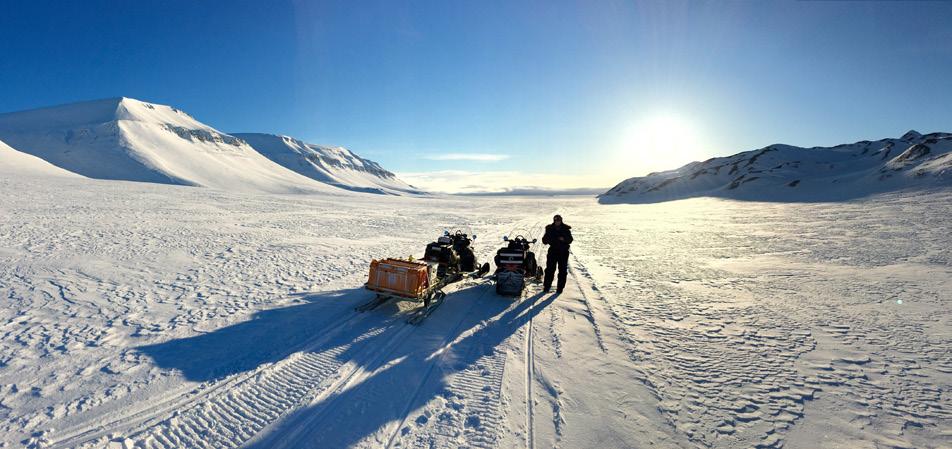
[571,194,951,448]
[1,169,949,448]
[0,140,82,178]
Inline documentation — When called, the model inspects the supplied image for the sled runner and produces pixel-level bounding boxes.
[359,258,451,323]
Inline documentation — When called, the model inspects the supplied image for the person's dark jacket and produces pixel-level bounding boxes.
[542,223,573,252]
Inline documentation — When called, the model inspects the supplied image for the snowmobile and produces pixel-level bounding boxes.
[492,235,543,297]
[359,230,489,324]
[423,230,489,279]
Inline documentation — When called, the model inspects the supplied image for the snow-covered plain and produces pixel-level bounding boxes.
[1,168,949,448]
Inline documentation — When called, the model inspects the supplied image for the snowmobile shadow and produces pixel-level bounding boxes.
[246,288,559,448]
[136,287,375,382]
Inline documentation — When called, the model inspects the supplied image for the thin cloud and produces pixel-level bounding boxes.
[423,153,510,162]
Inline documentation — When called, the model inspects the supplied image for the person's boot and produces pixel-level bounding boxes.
[543,272,554,293]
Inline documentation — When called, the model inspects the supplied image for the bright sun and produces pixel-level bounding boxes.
[617,113,709,176]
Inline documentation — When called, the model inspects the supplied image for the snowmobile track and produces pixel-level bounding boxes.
[47,300,372,449]
[259,320,421,449]
[383,283,498,448]
[255,281,493,448]
[524,301,536,449]
[568,254,607,353]
[434,350,508,448]
[392,291,515,448]
[134,325,392,449]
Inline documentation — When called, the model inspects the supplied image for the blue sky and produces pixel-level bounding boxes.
[2,1,951,191]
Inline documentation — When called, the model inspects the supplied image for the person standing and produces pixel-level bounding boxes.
[542,214,573,293]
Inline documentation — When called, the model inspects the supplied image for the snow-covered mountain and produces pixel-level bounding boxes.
[0,138,83,178]
[0,98,345,194]
[600,130,952,203]
[233,133,424,195]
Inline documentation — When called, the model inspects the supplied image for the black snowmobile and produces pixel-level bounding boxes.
[423,230,490,280]
[493,235,542,296]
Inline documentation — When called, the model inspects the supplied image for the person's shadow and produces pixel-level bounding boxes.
[137,284,559,448]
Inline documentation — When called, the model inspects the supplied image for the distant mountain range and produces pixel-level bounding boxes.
[5,98,949,201]
[600,130,952,203]
[0,98,421,195]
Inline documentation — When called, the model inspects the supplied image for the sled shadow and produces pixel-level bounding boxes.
[136,287,371,382]
[247,287,559,448]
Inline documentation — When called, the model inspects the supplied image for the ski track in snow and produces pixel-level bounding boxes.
[524,308,535,449]
[1,171,950,449]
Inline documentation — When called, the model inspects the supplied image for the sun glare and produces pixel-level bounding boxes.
[617,113,710,176]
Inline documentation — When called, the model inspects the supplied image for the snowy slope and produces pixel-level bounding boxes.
[233,133,425,195]
[0,98,342,194]
[0,139,83,177]
[601,130,952,203]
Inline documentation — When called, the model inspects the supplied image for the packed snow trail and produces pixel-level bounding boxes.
[524,302,535,449]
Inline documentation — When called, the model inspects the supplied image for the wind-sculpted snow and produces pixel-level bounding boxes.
[601,131,952,203]
[0,139,82,177]
[571,194,951,448]
[1,170,948,448]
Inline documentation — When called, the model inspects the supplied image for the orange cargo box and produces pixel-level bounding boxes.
[366,258,431,298]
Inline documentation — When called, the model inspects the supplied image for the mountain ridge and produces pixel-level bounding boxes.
[233,133,424,195]
[0,98,414,195]
[600,130,952,203]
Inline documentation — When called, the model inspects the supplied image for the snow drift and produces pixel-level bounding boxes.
[601,130,952,203]
[0,138,83,178]
[0,98,342,194]
[233,133,424,195]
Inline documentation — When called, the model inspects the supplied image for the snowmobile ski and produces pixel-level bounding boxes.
[472,262,491,279]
